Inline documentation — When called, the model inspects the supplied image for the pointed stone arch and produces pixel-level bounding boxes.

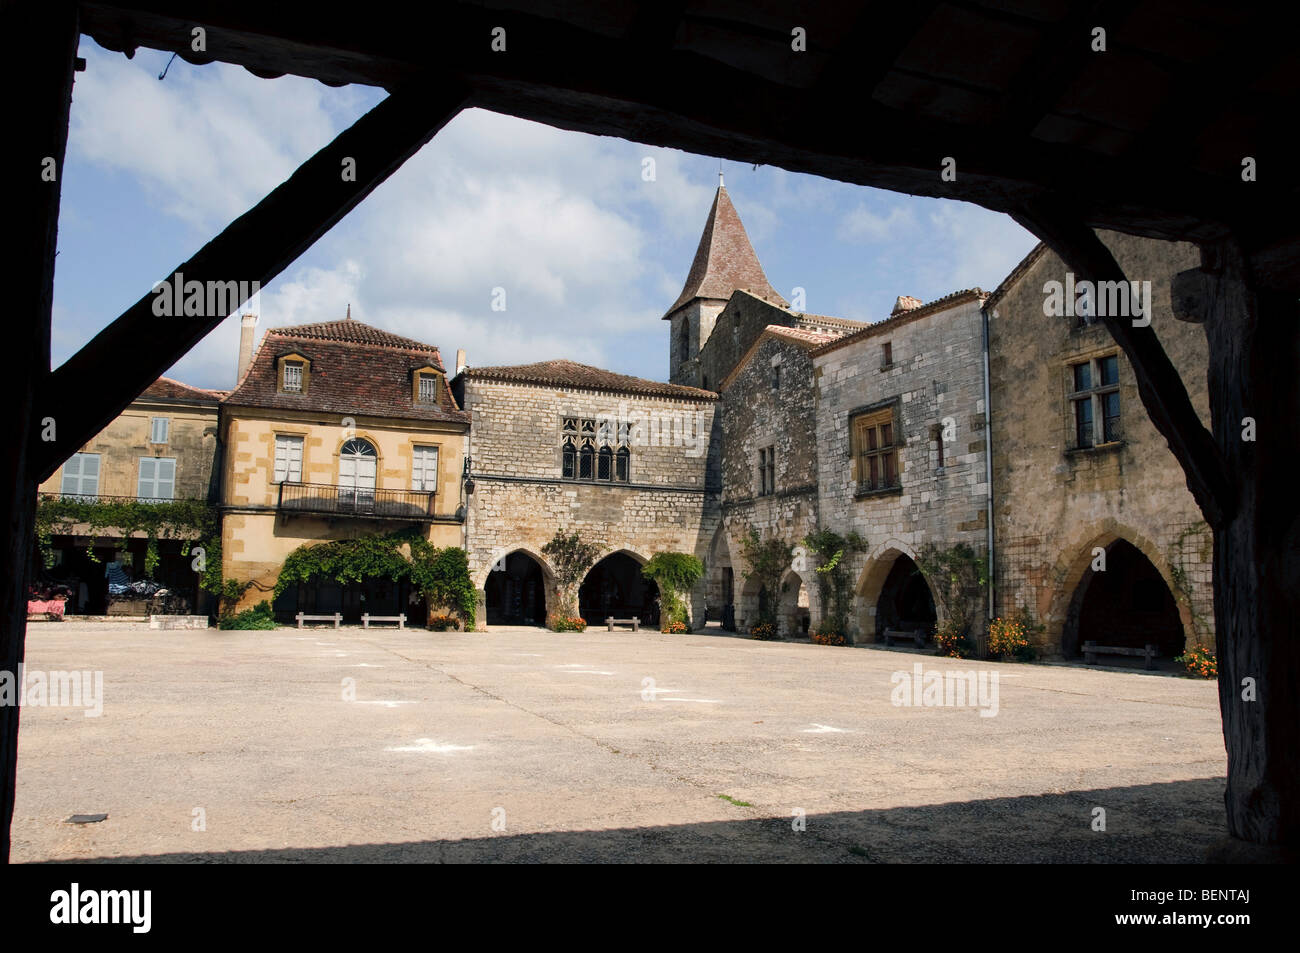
[1043,521,1193,658]
[855,539,934,644]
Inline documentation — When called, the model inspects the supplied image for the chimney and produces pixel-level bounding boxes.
[237,313,258,383]
[455,348,467,376]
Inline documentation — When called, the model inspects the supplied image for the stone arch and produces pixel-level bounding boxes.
[482,547,555,626]
[474,544,556,590]
[776,567,815,637]
[1044,523,1191,659]
[855,539,935,643]
[706,523,738,628]
[580,548,658,627]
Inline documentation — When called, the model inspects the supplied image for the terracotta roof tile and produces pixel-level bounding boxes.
[811,289,988,358]
[664,186,788,319]
[224,319,468,425]
[141,377,226,403]
[464,359,717,400]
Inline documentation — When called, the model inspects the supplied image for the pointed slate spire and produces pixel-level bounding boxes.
[663,183,787,320]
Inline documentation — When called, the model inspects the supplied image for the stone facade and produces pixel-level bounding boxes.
[716,326,832,635]
[813,291,991,643]
[39,380,222,503]
[987,231,1214,658]
[457,373,720,628]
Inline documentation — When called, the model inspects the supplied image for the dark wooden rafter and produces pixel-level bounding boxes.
[31,76,470,482]
[812,1,945,95]
[993,0,1141,136]
[1010,200,1235,527]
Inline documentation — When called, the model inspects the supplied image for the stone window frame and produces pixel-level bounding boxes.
[880,341,894,370]
[757,445,776,497]
[1064,350,1123,452]
[848,396,904,498]
[560,415,630,484]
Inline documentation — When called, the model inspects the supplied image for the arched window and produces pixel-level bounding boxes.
[339,438,377,509]
[579,440,595,480]
[598,445,613,481]
[562,439,576,479]
[615,446,630,483]
[679,321,691,366]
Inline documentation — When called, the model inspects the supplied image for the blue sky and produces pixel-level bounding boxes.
[55,39,1039,391]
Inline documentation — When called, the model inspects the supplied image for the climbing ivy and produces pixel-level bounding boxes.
[642,552,704,629]
[1168,522,1213,649]
[35,496,219,583]
[802,528,866,636]
[273,529,476,627]
[541,528,601,619]
[914,542,989,637]
[739,528,793,625]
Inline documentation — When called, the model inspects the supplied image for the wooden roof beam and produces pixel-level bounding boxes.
[32,75,469,481]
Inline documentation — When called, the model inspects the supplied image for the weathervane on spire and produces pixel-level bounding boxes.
[719,158,724,188]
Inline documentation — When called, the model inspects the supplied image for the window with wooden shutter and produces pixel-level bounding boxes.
[411,445,439,492]
[61,453,100,499]
[274,435,304,483]
[138,457,176,501]
[852,407,900,492]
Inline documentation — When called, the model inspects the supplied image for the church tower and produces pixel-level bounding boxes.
[665,174,787,388]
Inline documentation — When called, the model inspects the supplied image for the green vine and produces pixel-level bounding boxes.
[273,529,476,627]
[541,528,601,620]
[739,528,794,626]
[802,529,866,636]
[1168,522,1213,649]
[642,552,704,629]
[36,497,220,584]
[914,542,989,637]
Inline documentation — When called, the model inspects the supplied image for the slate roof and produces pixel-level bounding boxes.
[664,185,788,319]
[463,359,717,400]
[224,318,469,425]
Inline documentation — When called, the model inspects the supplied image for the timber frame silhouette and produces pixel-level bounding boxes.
[5,1,1296,860]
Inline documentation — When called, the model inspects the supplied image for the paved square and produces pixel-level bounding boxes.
[12,622,1226,862]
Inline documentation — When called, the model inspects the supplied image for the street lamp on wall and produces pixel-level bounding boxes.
[462,454,474,495]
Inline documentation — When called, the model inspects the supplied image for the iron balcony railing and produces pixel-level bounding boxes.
[276,482,436,520]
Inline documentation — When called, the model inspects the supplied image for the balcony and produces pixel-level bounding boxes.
[276,482,436,521]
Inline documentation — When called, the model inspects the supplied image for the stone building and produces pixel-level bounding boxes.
[220,313,470,622]
[36,377,225,614]
[453,360,719,628]
[986,232,1214,659]
[714,321,839,635]
[812,290,991,644]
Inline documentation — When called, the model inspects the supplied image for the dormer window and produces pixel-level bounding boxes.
[276,352,311,394]
[412,366,443,404]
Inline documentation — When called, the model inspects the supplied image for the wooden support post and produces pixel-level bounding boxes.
[1013,207,1299,855]
[1,0,78,863]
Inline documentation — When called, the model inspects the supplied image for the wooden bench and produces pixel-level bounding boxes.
[296,612,341,629]
[606,616,640,631]
[1083,641,1157,670]
[362,613,405,630]
[883,627,926,648]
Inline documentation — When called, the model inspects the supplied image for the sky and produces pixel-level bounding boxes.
[54,39,1040,391]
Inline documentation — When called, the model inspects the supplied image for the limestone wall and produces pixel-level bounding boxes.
[814,296,991,643]
[988,231,1214,656]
